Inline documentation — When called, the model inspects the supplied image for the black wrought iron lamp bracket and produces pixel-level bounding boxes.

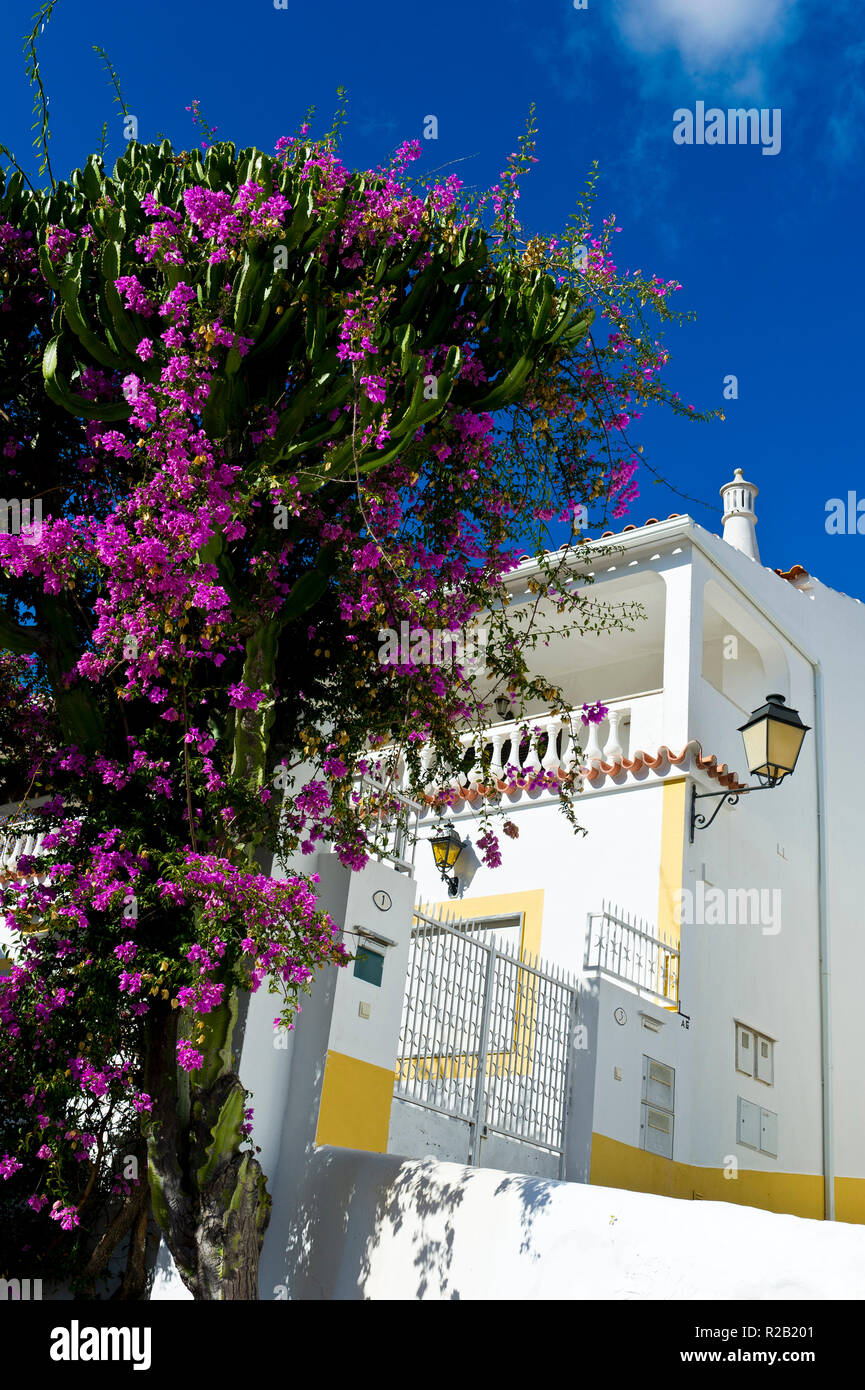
[689,781,773,842]
[439,868,460,897]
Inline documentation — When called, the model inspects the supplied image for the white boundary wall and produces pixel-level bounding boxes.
[286,1146,865,1301]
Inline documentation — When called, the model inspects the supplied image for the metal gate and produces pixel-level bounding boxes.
[394,903,578,1174]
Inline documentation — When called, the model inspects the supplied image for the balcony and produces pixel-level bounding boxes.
[0,808,51,971]
[349,773,423,875]
[583,900,679,1007]
[367,690,664,800]
[0,815,48,883]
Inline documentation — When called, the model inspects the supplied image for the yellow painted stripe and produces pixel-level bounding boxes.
[315,1050,395,1153]
[655,778,687,1005]
[657,778,686,952]
[590,1132,825,1220]
[834,1177,865,1225]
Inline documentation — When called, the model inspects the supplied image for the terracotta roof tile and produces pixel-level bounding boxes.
[596,512,682,542]
[421,737,748,808]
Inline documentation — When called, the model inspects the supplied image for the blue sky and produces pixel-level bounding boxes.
[1,0,863,597]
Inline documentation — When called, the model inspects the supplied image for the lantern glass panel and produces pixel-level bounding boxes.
[766,718,806,780]
[741,718,769,778]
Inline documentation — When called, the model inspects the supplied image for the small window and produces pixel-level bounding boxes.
[736,1021,774,1085]
[461,913,523,956]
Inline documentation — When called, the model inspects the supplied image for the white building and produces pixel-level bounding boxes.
[381,467,865,1224]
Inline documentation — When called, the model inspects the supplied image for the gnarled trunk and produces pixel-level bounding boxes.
[144,990,271,1300]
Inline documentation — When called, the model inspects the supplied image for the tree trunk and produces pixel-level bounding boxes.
[144,990,271,1299]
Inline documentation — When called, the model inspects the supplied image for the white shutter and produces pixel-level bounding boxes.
[738,1096,760,1149]
[643,1056,675,1109]
[641,1056,675,1159]
[641,1105,674,1159]
[756,1035,774,1086]
[760,1108,778,1157]
[736,1023,754,1076]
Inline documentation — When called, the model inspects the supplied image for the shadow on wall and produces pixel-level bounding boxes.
[280,1145,865,1302]
[282,1146,560,1300]
[492,1172,555,1259]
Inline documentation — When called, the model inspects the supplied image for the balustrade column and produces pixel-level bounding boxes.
[541,716,562,774]
[603,707,624,762]
[419,741,436,792]
[489,729,507,781]
[460,734,482,789]
[582,714,603,764]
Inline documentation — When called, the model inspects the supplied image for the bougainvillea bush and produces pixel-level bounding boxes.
[0,104,709,1297]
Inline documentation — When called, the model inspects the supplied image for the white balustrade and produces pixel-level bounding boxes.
[367,697,642,797]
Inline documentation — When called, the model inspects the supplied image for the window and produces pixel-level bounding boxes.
[736,1021,774,1085]
[640,1056,675,1159]
[461,913,523,956]
[738,1097,778,1157]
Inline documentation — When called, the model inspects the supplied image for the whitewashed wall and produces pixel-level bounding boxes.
[284,1146,865,1300]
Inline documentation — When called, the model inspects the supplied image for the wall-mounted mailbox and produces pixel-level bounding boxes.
[354,947,385,988]
[350,925,397,990]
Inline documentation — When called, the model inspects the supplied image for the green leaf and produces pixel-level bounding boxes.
[202,368,233,436]
[280,565,329,619]
[37,241,61,292]
[60,269,128,371]
[530,280,554,341]
[43,335,132,421]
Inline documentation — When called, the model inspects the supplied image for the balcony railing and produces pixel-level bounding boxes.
[367,690,664,799]
[350,773,422,875]
[0,815,48,883]
[583,900,679,1007]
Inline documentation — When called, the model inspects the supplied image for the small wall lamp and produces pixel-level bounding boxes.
[430,821,466,897]
[690,694,810,842]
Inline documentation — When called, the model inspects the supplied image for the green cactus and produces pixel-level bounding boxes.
[19,138,591,515]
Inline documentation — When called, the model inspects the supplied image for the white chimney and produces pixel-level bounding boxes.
[720,468,760,561]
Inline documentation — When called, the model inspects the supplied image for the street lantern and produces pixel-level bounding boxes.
[494,695,511,720]
[737,693,810,788]
[690,693,811,841]
[430,822,465,897]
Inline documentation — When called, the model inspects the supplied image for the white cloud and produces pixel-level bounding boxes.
[612,0,796,69]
